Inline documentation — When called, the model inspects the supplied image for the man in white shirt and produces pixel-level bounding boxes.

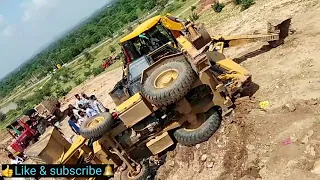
[77,111,87,127]
[90,95,108,113]
[85,105,98,118]
[8,153,26,180]
[8,153,24,164]
[75,94,84,109]
[81,94,91,107]
[68,104,81,119]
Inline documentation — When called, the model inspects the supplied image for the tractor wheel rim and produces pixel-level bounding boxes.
[87,116,104,128]
[154,69,179,89]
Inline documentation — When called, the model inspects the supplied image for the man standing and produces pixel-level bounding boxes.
[68,104,81,119]
[77,111,88,127]
[75,94,84,109]
[85,104,98,118]
[8,153,24,164]
[7,153,27,180]
[81,93,91,108]
[90,95,109,113]
[68,115,80,135]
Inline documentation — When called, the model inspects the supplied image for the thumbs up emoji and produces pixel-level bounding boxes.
[2,165,13,177]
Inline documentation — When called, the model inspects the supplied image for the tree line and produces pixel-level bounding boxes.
[0,0,164,99]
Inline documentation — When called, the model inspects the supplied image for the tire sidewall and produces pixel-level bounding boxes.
[79,112,113,139]
[145,61,188,95]
[142,60,196,106]
[173,108,222,146]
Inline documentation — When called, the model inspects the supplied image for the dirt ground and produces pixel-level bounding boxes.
[58,67,123,139]
[156,0,320,179]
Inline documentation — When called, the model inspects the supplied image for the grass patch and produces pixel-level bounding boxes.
[212,2,225,13]
[161,1,184,15]
[241,0,255,10]
[233,0,255,10]
[172,0,199,17]
[189,12,200,21]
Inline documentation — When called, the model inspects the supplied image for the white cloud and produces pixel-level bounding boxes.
[1,24,16,37]
[21,0,59,22]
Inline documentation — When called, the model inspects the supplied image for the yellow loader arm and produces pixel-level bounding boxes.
[211,18,291,50]
[160,15,185,31]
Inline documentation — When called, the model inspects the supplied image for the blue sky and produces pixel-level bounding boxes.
[0,0,111,79]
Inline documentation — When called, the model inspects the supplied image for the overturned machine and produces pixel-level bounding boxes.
[26,15,290,180]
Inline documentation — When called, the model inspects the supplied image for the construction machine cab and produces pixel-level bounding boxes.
[110,15,183,105]
[120,15,178,64]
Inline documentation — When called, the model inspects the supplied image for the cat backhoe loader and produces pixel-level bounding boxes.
[27,15,290,180]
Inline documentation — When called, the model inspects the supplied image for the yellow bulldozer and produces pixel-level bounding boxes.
[26,15,290,179]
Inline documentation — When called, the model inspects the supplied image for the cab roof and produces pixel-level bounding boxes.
[120,15,162,43]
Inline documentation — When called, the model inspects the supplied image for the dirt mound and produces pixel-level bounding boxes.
[157,0,320,179]
[156,97,259,180]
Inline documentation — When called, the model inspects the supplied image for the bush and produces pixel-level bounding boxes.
[189,12,200,21]
[84,63,91,69]
[109,46,116,53]
[62,78,69,84]
[233,0,242,5]
[55,84,62,90]
[212,2,225,13]
[127,26,133,32]
[0,112,6,122]
[84,71,92,77]
[92,67,104,77]
[83,51,93,60]
[162,2,183,14]
[241,0,254,10]
[75,78,84,85]
[56,88,68,97]
[191,6,196,11]
[65,86,72,93]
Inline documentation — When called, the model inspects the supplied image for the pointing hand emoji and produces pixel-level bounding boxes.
[2,165,13,177]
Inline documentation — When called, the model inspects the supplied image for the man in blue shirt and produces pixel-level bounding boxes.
[68,115,80,134]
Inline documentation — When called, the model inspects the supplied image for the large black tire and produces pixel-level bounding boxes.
[142,60,196,106]
[79,112,113,139]
[120,163,150,180]
[173,108,222,146]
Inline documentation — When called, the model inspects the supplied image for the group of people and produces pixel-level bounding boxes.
[68,93,109,134]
